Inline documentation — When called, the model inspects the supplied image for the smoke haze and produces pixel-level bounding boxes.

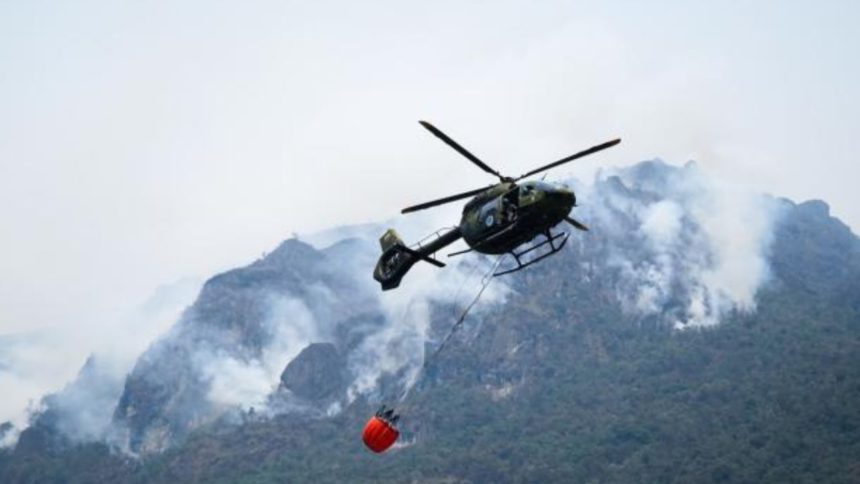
[582,161,782,328]
[1,160,796,454]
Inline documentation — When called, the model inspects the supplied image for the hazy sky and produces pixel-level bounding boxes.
[1,0,858,337]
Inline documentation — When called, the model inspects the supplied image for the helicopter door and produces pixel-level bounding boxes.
[501,187,519,223]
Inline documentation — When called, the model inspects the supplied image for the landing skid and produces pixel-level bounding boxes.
[494,230,569,277]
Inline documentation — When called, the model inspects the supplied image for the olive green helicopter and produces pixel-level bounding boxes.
[373,121,620,290]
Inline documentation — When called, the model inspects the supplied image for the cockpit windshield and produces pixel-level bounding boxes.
[521,181,555,195]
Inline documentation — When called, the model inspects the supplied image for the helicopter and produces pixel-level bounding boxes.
[373,121,620,290]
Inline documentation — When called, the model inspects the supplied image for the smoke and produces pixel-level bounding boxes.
[0,277,200,447]
[581,160,782,328]
[306,218,511,404]
[109,223,511,454]
[116,160,779,452]
[345,252,510,402]
[198,295,321,412]
[4,160,782,452]
[0,332,72,446]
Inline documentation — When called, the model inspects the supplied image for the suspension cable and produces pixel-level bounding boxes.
[424,255,505,366]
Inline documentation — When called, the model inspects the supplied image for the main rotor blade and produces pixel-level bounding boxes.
[516,138,621,181]
[565,216,589,231]
[402,185,491,214]
[419,121,507,181]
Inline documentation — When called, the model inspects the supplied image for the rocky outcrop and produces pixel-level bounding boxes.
[280,343,348,402]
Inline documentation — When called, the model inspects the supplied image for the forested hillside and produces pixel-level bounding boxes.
[2,163,858,483]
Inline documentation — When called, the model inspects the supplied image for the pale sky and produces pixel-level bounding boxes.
[1,0,858,337]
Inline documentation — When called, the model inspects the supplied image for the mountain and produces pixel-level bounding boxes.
[1,160,858,483]
[110,237,381,454]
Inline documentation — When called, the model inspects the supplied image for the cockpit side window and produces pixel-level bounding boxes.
[520,184,535,196]
[480,199,499,227]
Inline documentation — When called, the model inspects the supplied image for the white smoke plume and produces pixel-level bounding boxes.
[297,218,512,405]
[344,252,510,402]
[580,160,782,328]
[198,295,321,412]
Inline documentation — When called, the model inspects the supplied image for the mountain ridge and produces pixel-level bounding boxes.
[2,160,858,483]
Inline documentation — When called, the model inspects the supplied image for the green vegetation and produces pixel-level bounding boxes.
[2,279,858,483]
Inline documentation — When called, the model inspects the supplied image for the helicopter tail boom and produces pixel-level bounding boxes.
[373,228,461,290]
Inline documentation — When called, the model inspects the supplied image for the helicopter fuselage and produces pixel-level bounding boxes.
[458,180,576,254]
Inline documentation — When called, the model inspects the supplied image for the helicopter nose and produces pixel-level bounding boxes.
[553,187,576,208]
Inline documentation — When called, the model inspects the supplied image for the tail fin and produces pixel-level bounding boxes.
[373,229,446,290]
[379,228,402,253]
